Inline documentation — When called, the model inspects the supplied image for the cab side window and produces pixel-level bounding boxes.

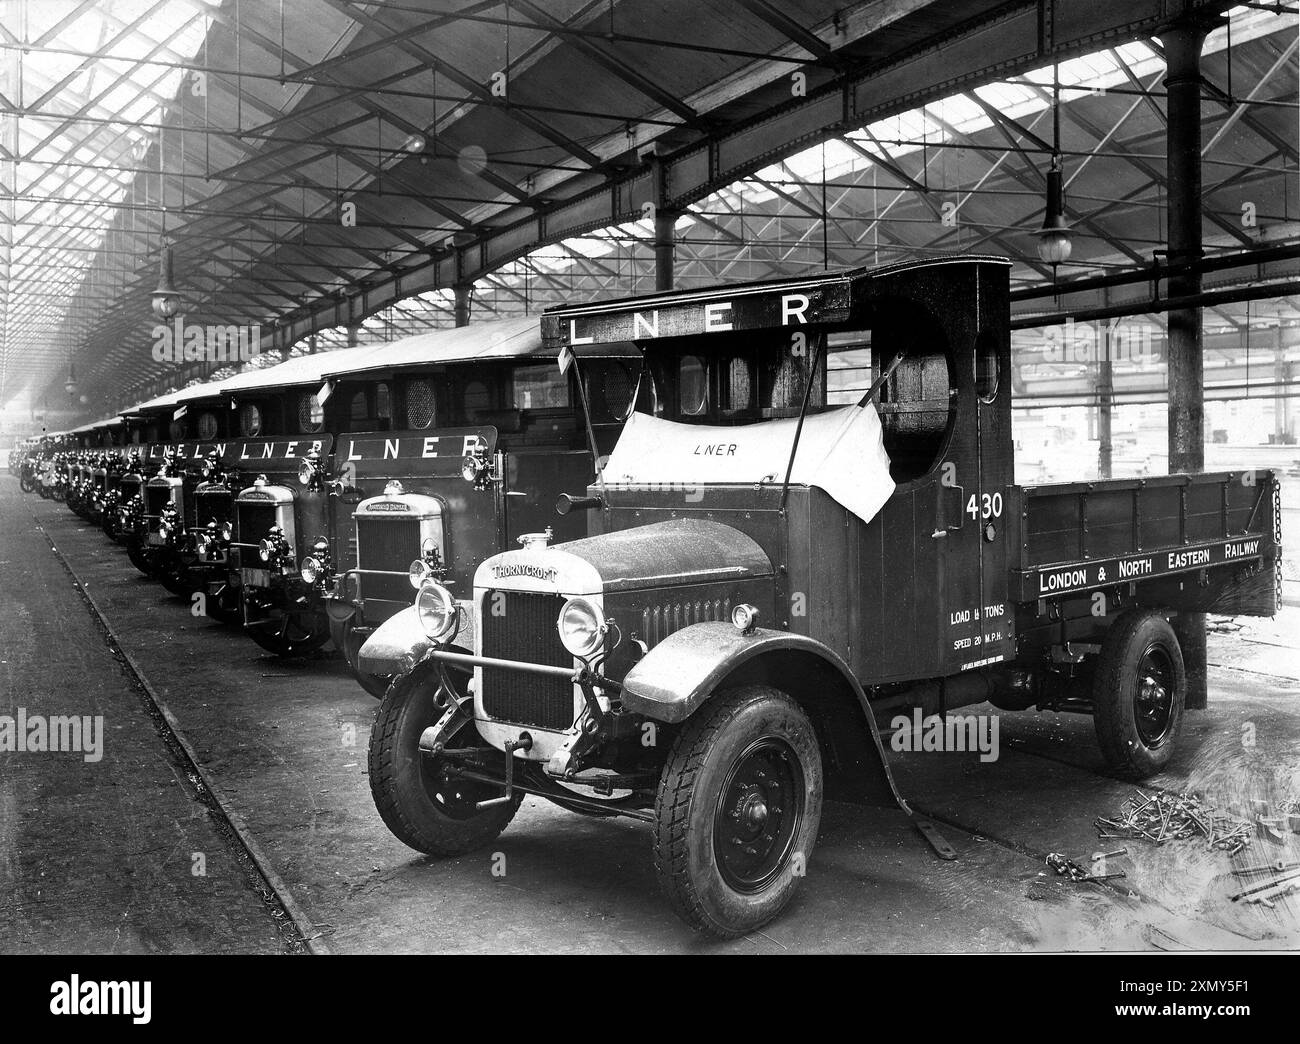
[869,303,954,483]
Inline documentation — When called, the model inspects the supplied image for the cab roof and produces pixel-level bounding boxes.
[541,254,1011,348]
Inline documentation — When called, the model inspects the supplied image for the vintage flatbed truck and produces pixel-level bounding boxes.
[322,259,1269,933]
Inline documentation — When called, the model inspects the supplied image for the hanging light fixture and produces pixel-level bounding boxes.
[1034,64,1074,270]
[151,239,181,319]
[64,360,77,399]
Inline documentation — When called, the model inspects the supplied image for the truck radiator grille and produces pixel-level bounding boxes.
[641,597,732,647]
[480,590,574,730]
[194,490,232,526]
[237,503,278,544]
[356,517,421,604]
[145,486,172,516]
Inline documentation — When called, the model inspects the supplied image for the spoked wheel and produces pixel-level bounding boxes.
[1093,608,1186,779]
[20,473,36,494]
[368,661,521,855]
[126,540,154,577]
[329,615,391,698]
[653,684,823,938]
[245,605,331,656]
[101,511,120,541]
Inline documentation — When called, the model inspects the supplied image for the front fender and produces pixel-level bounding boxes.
[620,622,913,817]
[357,603,474,678]
[622,624,833,723]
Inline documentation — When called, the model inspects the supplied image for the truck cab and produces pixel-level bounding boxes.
[323,316,638,696]
[366,256,1280,939]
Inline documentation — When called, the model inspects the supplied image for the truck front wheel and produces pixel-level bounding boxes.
[653,685,823,938]
[368,665,521,856]
[330,615,391,699]
[1093,609,1186,779]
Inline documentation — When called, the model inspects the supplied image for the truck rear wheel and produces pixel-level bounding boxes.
[368,664,521,855]
[653,685,823,938]
[1093,609,1186,779]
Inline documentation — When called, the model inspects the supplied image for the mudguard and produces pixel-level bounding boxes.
[356,603,474,678]
[621,622,917,820]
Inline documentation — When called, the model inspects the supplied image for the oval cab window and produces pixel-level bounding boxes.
[298,392,324,433]
[679,355,707,416]
[975,328,1000,403]
[197,412,218,441]
[240,403,262,437]
[407,379,435,429]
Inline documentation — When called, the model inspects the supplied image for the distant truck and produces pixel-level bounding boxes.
[358,258,1277,937]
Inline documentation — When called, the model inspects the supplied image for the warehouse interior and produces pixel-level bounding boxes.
[1,0,1298,956]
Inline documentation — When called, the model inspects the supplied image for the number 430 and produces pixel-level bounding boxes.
[966,491,1003,520]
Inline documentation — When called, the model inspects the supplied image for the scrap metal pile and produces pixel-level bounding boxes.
[1095,790,1254,855]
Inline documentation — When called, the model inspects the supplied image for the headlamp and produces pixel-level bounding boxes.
[415,582,458,641]
[300,556,322,584]
[557,597,605,658]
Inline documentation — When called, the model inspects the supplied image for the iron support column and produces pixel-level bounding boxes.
[1163,16,1214,710]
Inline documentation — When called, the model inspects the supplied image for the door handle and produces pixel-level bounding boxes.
[932,483,966,538]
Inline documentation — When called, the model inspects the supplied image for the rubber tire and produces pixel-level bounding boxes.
[126,541,154,577]
[158,560,194,598]
[368,665,521,855]
[20,473,36,494]
[202,584,242,625]
[330,615,392,699]
[245,606,332,656]
[653,684,823,939]
[1093,608,1186,779]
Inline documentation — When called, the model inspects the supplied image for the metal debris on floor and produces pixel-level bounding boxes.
[1045,852,1126,883]
[1095,790,1254,854]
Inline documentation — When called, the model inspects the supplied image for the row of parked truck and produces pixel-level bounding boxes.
[10,257,1282,937]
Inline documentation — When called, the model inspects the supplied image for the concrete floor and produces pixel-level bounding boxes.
[3,478,1298,953]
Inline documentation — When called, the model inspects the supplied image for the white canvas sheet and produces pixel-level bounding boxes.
[603,405,895,524]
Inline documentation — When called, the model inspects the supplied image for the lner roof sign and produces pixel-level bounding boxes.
[541,276,854,347]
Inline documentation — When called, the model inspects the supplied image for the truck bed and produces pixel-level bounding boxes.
[1009,470,1280,615]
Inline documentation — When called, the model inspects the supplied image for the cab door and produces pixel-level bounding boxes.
[938,265,1015,675]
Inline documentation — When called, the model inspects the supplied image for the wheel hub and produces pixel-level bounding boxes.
[713,738,804,894]
[1134,646,1175,745]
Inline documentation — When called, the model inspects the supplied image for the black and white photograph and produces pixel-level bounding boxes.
[0,0,1296,1002]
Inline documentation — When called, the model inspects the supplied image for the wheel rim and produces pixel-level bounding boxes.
[420,760,500,820]
[1134,642,1175,746]
[415,673,496,820]
[713,737,804,894]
